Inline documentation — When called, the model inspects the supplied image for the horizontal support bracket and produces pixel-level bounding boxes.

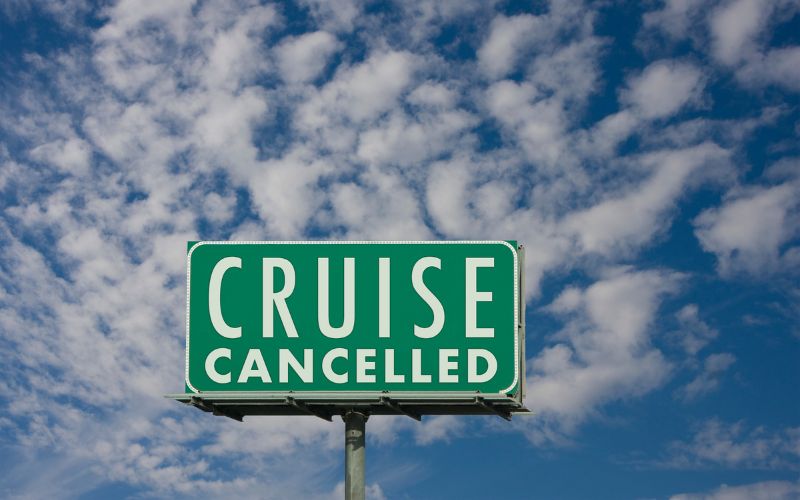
[380,396,421,421]
[475,397,511,421]
[285,397,333,422]
[190,396,243,422]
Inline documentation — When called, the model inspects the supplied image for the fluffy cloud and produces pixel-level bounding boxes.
[564,143,729,256]
[275,31,341,83]
[29,136,93,174]
[694,172,800,277]
[735,46,800,92]
[413,415,466,445]
[523,268,681,443]
[294,50,417,152]
[673,304,720,356]
[356,106,476,168]
[248,147,334,237]
[485,79,568,167]
[708,0,800,91]
[670,479,800,500]
[622,60,705,120]
[642,0,710,41]
[297,0,362,33]
[643,0,800,92]
[677,352,736,401]
[477,14,540,79]
[709,0,768,66]
[664,419,800,469]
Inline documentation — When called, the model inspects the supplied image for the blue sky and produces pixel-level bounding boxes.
[1,0,799,498]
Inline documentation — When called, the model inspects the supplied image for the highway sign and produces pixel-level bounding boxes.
[184,241,522,402]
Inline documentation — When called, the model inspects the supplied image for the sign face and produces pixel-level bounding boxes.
[185,241,520,397]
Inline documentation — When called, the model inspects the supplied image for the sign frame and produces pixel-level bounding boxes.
[169,240,528,420]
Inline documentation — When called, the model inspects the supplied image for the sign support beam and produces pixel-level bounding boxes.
[344,410,368,500]
[475,396,512,421]
[380,396,421,421]
[285,396,333,421]
[190,396,243,422]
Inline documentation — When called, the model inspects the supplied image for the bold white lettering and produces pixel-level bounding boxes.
[209,257,241,339]
[384,349,405,383]
[356,349,376,383]
[322,348,348,383]
[411,348,431,383]
[205,347,231,384]
[279,349,313,383]
[238,349,272,383]
[318,258,355,338]
[468,349,497,383]
[439,349,459,383]
[379,258,390,338]
[263,258,297,337]
[466,258,494,338]
[412,257,445,338]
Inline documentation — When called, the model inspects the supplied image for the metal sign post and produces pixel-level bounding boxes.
[344,411,367,500]
[167,241,529,499]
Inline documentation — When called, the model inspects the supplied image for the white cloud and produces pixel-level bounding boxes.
[665,419,800,469]
[736,46,800,92]
[642,0,711,40]
[706,0,800,91]
[356,107,475,168]
[413,415,466,445]
[29,137,92,174]
[298,0,362,33]
[709,0,768,66]
[0,0,92,29]
[326,167,433,240]
[485,79,568,167]
[642,0,800,92]
[565,143,729,256]
[673,304,719,356]
[582,110,639,158]
[276,31,341,84]
[96,0,195,42]
[485,80,538,126]
[677,352,736,401]
[193,87,269,160]
[477,14,539,79]
[393,0,485,43]
[622,60,705,120]
[200,6,278,91]
[93,0,196,95]
[407,82,457,109]
[248,147,333,238]
[424,157,480,237]
[671,479,800,500]
[583,59,707,157]
[295,50,417,151]
[202,192,236,224]
[528,37,603,107]
[523,268,681,443]
[694,177,800,276]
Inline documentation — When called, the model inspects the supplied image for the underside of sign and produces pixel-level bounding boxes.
[165,392,531,421]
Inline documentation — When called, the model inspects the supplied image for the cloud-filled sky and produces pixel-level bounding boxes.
[1,0,799,498]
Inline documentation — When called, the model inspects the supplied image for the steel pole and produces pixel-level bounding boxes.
[344,410,367,500]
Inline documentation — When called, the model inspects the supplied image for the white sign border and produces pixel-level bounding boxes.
[185,240,519,397]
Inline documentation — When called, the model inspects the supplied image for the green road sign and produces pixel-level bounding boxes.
[185,241,521,398]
